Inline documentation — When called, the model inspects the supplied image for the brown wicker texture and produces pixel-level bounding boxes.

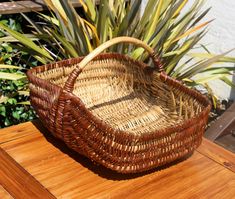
[27,37,211,173]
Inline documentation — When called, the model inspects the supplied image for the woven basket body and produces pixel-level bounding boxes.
[27,37,211,173]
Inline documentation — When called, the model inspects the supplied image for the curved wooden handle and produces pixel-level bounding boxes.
[64,36,163,92]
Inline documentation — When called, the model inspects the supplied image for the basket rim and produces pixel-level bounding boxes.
[27,53,212,140]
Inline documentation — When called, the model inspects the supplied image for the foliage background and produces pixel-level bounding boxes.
[0,15,36,128]
[0,0,235,128]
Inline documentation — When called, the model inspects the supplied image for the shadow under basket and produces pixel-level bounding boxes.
[27,37,211,173]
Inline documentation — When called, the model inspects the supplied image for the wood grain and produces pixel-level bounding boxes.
[0,186,13,199]
[0,121,38,144]
[198,138,235,172]
[205,102,235,141]
[0,0,100,15]
[216,134,235,153]
[0,148,56,199]
[1,121,235,199]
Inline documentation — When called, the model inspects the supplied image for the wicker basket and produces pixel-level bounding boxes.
[27,37,211,173]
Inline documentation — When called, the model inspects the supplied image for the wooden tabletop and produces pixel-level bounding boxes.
[1,121,235,199]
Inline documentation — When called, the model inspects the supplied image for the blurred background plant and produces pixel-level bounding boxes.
[0,14,36,128]
[0,0,234,128]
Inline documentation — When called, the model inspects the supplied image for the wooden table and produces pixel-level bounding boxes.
[1,121,235,199]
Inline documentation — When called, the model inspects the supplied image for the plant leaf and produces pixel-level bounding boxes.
[201,66,235,74]
[173,0,189,18]
[0,95,9,104]
[0,72,26,80]
[37,13,59,26]
[145,0,164,42]
[116,0,141,36]
[18,91,30,96]
[189,53,235,63]
[220,76,235,88]
[0,23,53,60]
[0,34,38,43]
[17,101,31,105]
[79,0,96,22]
[49,29,79,57]
[44,0,68,23]
[59,0,90,54]
[171,20,213,43]
[0,64,22,69]
[179,48,235,79]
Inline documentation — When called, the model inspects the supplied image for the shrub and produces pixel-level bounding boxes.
[0,0,234,127]
[0,15,36,128]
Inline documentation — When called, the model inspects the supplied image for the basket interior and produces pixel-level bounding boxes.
[34,56,204,135]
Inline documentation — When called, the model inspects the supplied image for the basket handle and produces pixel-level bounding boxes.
[64,36,163,92]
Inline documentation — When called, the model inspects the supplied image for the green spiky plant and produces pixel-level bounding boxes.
[0,0,235,127]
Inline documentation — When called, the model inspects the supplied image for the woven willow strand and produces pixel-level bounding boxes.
[27,37,211,173]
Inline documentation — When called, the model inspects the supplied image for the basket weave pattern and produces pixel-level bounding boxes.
[27,37,211,173]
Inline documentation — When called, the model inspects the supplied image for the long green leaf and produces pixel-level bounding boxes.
[0,23,53,60]
[38,13,59,26]
[21,13,44,34]
[97,0,111,43]
[191,74,224,84]
[49,29,79,57]
[201,66,235,74]
[173,0,189,18]
[179,48,235,79]
[0,72,26,80]
[0,64,22,69]
[148,0,186,43]
[18,91,30,96]
[171,58,194,77]
[17,101,31,105]
[116,0,141,36]
[131,1,182,59]
[190,7,211,28]
[220,76,235,88]
[9,44,49,64]
[166,30,207,75]
[80,0,96,22]
[189,53,235,63]
[0,34,38,43]
[59,0,89,54]
[171,20,212,43]
[145,0,164,42]
[139,0,158,30]
[164,1,203,51]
